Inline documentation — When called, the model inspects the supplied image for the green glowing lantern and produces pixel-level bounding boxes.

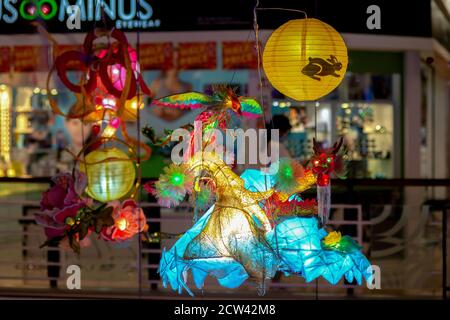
[81,147,136,202]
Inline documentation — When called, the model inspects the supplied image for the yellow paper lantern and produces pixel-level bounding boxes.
[81,147,136,202]
[263,18,348,101]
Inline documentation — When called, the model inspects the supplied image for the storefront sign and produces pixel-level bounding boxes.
[222,41,258,70]
[13,46,49,72]
[139,43,173,70]
[0,0,160,31]
[177,42,216,70]
[0,47,10,73]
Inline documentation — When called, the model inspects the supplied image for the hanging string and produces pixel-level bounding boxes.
[254,0,320,298]
[253,5,277,284]
[256,7,308,18]
[315,102,319,140]
[313,0,319,281]
[253,1,267,130]
[314,102,319,300]
[136,0,143,298]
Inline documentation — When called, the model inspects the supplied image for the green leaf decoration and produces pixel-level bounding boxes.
[94,215,114,233]
[95,206,114,219]
[142,126,157,143]
[338,236,362,252]
[78,222,89,240]
[91,206,115,233]
[68,235,80,255]
[94,220,102,234]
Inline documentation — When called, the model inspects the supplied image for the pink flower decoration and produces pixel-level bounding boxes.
[101,199,147,242]
[35,171,88,239]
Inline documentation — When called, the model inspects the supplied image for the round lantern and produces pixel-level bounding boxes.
[81,147,136,202]
[263,18,348,101]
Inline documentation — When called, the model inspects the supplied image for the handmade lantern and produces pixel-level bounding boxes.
[81,147,136,202]
[51,29,151,122]
[146,78,371,296]
[35,29,150,253]
[155,152,372,296]
[98,46,139,93]
[263,18,348,101]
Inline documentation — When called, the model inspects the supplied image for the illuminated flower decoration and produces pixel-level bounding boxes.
[35,171,90,239]
[144,164,194,207]
[159,164,194,196]
[322,231,361,253]
[271,158,305,194]
[152,180,185,208]
[101,199,147,242]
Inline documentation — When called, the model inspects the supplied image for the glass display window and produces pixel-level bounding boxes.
[270,71,400,179]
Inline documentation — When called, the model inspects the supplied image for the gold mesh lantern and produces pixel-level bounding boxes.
[81,147,136,202]
[263,18,348,101]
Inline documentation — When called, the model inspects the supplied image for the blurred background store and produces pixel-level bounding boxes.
[0,0,448,299]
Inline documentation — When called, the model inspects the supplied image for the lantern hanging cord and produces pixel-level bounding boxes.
[252,0,309,138]
[253,1,266,126]
[254,0,281,260]
[136,0,143,298]
[315,103,318,140]
[255,7,308,18]
[253,1,269,198]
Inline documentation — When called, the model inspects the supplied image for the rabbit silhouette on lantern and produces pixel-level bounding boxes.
[302,55,342,81]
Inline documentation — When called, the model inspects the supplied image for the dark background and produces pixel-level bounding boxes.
[0,0,432,37]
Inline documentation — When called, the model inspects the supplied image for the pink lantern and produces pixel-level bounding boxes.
[98,46,139,92]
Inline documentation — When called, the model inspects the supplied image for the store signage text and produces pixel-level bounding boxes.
[0,0,160,29]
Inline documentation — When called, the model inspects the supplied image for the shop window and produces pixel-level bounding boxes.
[271,72,399,179]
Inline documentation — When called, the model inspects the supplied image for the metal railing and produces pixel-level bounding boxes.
[0,178,448,299]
